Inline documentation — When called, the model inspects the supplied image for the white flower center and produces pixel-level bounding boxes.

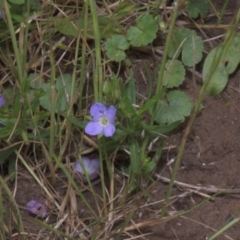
[100,117,109,126]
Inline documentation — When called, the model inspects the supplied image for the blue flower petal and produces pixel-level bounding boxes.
[26,200,48,218]
[72,157,100,182]
[103,123,116,137]
[106,105,116,123]
[0,94,5,107]
[85,121,103,136]
[90,102,106,120]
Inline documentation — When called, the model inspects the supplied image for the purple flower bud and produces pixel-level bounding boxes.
[0,94,5,107]
[72,157,100,182]
[26,200,48,218]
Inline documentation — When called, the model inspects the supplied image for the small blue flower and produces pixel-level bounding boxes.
[72,157,100,182]
[26,200,48,218]
[0,94,5,107]
[85,102,116,137]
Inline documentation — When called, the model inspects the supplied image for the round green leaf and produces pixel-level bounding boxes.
[154,90,192,124]
[163,60,185,88]
[104,34,129,62]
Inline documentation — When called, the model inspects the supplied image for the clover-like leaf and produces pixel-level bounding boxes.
[154,90,192,125]
[162,60,185,88]
[104,34,129,62]
[186,0,208,18]
[126,13,158,47]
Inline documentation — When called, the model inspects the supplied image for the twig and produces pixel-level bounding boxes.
[155,174,240,194]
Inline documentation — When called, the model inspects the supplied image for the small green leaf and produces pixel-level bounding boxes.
[154,90,192,124]
[223,33,240,74]
[39,74,75,113]
[186,0,208,18]
[182,31,204,67]
[168,29,185,59]
[104,34,129,62]
[163,60,185,88]
[126,70,136,104]
[8,158,16,181]
[168,29,204,67]
[202,46,229,96]
[127,13,158,47]
[129,141,140,174]
[29,73,43,89]
[0,146,17,164]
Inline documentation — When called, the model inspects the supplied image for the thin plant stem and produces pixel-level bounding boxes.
[78,1,89,111]
[98,139,107,216]
[48,49,57,186]
[4,0,23,84]
[89,0,103,102]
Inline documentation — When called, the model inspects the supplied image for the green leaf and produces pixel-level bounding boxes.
[168,29,204,67]
[186,0,208,18]
[8,0,25,4]
[129,140,140,174]
[104,34,129,62]
[0,146,17,164]
[168,29,185,59]
[127,13,158,47]
[8,158,16,181]
[126,70,136,104]
[39,74,76,113]
[182,31,204,67]
[28,73,43,89]
[202,33,240,96]
[223,33,240,74]
[203,47,229,96]
[119,80,137,118]
[163,60,185,88]
[140,120,182,134]
[56,17,120,39]
[154,90,192,124]
[65,116,86,129]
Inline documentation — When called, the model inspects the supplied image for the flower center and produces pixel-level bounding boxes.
[100,117,109,126]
